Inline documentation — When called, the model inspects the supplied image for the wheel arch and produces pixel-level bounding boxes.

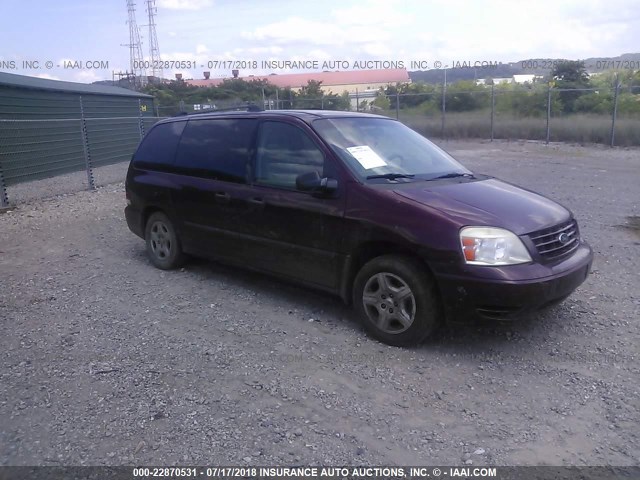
[141,205,179,240]
[340,240,438,305]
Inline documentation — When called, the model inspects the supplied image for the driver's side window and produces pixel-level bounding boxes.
[255,121,325,190]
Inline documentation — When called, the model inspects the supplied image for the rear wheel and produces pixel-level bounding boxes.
[144,212,185,270]
[353,254,442,346]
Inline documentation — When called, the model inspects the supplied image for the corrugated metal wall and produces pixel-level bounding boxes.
[0,86,158,188]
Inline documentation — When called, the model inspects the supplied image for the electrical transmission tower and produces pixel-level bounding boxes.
[124,0,147,86]
[146,0,163,80]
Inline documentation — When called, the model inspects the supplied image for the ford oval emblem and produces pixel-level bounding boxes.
[558,232,570,244]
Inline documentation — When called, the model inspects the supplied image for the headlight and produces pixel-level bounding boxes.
[460,227,532,265]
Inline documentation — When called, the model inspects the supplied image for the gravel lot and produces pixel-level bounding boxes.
[1,140,638,467]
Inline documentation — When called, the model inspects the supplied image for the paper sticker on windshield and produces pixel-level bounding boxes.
[346,146,387,169]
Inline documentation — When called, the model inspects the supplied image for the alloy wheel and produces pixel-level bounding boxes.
[362,272,416,334]
[149,221,172,260]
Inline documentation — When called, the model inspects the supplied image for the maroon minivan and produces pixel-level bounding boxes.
[125,109,593,346]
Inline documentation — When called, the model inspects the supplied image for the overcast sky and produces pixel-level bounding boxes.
[1,0,638,83]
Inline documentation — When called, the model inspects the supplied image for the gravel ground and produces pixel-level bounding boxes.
[3,162,128,206]
[0,140,638,467]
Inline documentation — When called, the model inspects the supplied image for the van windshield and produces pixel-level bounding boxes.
[312,117,471,182]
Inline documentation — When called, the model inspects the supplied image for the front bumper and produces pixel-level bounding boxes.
[435,242,593,322]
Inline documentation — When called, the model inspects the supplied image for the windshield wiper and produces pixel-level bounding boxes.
[429,172,475,180]
[366,173,415,180]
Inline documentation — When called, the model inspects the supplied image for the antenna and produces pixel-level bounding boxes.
[123,0,147,87]
[146,0,163,80]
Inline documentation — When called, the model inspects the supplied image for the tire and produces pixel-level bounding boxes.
[144,212,185,270]
[353,254,442,347]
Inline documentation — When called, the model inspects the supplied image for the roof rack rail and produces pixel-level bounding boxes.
[173,104,263,116]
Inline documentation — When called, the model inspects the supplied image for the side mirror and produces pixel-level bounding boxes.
[295,171,338,194]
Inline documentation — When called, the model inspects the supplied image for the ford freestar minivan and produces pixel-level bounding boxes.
[125,109,593,346]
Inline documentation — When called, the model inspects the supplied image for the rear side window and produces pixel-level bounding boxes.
[175,118,257,183]
[133,121,186,168]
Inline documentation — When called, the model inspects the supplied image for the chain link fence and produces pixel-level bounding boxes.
[2,81,638,207]
[157,81,639,148]
[0,95,163,207]
[162,81,637,147]
[375,83,639,147]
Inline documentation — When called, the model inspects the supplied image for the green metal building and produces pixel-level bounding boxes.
[0,72,156,192]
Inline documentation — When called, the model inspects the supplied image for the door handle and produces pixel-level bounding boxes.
[247,197,265,210]
[214,192,231,203]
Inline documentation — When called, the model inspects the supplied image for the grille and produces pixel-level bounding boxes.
[529,219,580,261]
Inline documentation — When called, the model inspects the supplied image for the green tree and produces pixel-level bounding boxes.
[551,60,589,84]
[293,80,324,109]
[495,84,562,117]
[372,90,391,111]
[573,92,613,115]
[385,82,438,109]
[444,80,490,112]
[631,70,640,89]
[617,92,640,116]
[327,91,351,111]
[551,60,591,113]
[293,81,349,110]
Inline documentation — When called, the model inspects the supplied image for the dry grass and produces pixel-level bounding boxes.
[391,110,640,146]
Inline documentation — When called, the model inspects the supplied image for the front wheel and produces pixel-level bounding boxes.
[144,212,185,270]
[353,255,442,346]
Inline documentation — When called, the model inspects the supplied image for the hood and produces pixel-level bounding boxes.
[394,178,571,235]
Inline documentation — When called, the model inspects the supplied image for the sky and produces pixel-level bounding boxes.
[0,0,638,83]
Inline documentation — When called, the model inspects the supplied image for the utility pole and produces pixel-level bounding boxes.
[146,0,163,80]
[610,73,620,147]
[123,0,146,87]
[441,66,448,138]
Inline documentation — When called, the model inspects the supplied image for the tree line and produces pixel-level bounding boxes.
[143,77,350,114]
[142,62,640,117]
[378,62,640,116]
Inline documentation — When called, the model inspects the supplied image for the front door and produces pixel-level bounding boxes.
[240,120,347,290]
